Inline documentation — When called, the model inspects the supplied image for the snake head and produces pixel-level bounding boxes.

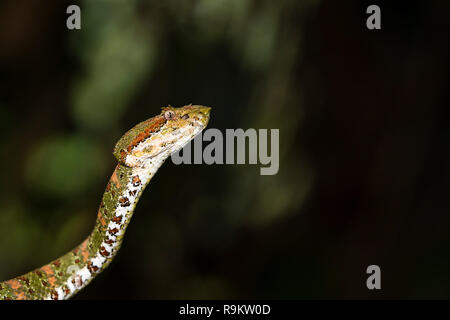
[113,105,211,167]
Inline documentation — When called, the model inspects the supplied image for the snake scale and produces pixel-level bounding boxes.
[0,105,211,300]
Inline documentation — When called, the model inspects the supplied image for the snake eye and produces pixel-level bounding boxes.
[164,110,175,120]
[181,114,189,120]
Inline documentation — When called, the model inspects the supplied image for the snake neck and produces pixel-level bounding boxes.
[84,163,153,272]
[0,152,168,300]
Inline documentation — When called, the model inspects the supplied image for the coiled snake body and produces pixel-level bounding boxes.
[0,105,211,300]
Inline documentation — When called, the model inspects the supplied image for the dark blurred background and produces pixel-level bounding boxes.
[0,0,449,299]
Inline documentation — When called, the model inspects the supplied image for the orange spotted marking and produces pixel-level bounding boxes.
[127,116,166,154]
[16,292,26,300]
[41,265,54,277]
[132,175,141,187]
[79,238,90,262]
[112,216,122,223]
[48,276,58,286]
[6,279,21,290]
[111,167,121,188]
[97,210,106,226]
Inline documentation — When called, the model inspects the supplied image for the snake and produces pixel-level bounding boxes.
[0,105,211,300]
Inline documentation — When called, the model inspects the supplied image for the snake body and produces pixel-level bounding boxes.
[0,105,210,300]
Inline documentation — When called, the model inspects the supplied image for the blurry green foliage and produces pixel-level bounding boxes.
[25,135,107,198]
[71,0,156,132]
